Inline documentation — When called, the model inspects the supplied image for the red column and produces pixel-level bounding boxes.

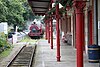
[46,20,49,39]
[50,16,53,49]
[81,12,85,51]
[88,11,93,45]
[45,20,48,40]
[48,20,50,43]
[50,2,53,49]
[56,4,61,61]
[73,1,86,67]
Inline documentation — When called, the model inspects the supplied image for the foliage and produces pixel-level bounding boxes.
[23,1,35,21]
[0,0,34,26]
[0,0,8,22]
[0,32,10,47]
[35,16,43,20]
[0,47,12,59]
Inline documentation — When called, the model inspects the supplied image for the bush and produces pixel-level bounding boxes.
[0,32,11,48]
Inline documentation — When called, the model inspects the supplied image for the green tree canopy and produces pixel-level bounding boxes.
[0,0,34,26]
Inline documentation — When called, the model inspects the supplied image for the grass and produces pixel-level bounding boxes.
[0,47,12,59]
[21,36,39,42]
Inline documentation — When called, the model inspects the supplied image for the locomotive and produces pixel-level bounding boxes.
[28,22,44,39]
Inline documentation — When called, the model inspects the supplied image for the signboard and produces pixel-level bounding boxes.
[12,34,17,44]
[98,21,100,29]
[0,22,8,34]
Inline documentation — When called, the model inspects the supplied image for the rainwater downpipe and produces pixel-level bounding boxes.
[93,0,98,45]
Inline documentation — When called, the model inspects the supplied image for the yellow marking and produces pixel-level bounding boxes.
[88,48,100,50]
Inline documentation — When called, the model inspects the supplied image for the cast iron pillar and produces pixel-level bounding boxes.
[82,12,85,51]
[45,20,48,40]
[56,4,61,61]
[88,11,93,45]
[50,1,53,49]
[46,20,49,39]
[48,19,50,43]
[50,16,53,49]
[73,1,86,67]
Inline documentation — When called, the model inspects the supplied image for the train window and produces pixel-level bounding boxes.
[32,28,40,33]
[32,28,36,33]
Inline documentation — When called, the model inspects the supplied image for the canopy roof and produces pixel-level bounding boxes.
[28,0,73,15]
[28,0,51,15]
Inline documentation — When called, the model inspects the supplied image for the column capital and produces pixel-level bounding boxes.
[73,1,86,10]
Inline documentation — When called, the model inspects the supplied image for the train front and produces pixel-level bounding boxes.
[28,23,43,39]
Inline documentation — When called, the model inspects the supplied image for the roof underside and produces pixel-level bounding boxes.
[28,0,50,15]
[28,0,73,15]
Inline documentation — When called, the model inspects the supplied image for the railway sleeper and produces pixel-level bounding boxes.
[17,56,31,58]
[19,52,32,54]
[17,58,31,60]
[22,49,33,52]
[18,54,31,57]
[10,66,28,67]
[11,64,29,66]
[12,61,30,64]
[14,60,30,62]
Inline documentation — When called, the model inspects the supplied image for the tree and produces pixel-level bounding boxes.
[6,0,25,25]
[0,0,35,27]
[0,0,8,22]
[22,1,35,21]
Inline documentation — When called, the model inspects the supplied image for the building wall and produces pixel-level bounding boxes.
[61,15,67,36]
[98,0,100,21]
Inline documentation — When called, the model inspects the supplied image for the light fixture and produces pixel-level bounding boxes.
[52,3,55,8]
[52,3,63,8]
[59,3,63,8]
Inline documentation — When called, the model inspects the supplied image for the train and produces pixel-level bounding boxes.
[28,22,44,39]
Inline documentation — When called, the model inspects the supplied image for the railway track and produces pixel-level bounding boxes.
[6,44,36,67]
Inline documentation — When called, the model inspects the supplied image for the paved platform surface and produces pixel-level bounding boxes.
[33,40,99,67]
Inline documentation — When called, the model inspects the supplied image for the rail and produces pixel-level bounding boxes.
[6,39,38,67]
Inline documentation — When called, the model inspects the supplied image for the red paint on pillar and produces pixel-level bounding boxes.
[48,21,50,43]
[45,21,48,40]
[73,1,86,67]
[82,13,85,51]
[50,16,53,49]
[56,4,61,61]
[50,2,53,49]
[47,22,49,39]
[76,9,83,67]
[88,11,93,45]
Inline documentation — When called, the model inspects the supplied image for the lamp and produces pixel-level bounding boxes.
[59,3,63,8]
[52,3,63,8]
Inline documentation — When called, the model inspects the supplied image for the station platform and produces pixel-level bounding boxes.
[33,39,99,67]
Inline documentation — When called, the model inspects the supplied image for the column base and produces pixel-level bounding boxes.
[48,40,50,43]
[51,46,53,49]
[56,56,61,61]
[45,38,47,40]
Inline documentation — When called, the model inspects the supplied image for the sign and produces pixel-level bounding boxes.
[12,34,17,44]
[0,22,8,34]
[98,21,100,29]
